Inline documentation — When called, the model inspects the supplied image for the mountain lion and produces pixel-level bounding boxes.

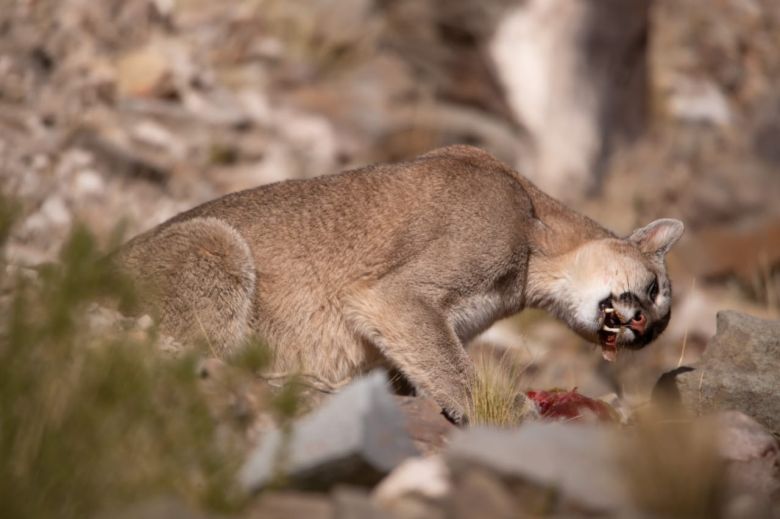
[117,145,683,423]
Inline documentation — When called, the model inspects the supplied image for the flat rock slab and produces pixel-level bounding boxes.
[240,370,418,492]
[446,422,630,513]
[677,311,780,433]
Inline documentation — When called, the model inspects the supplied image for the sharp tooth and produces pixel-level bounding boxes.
[602,326,620,333]
[603,308,615,314]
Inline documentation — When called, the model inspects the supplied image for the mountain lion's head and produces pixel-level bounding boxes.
[548,219,684,361]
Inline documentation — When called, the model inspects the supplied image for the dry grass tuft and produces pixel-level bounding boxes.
[468,348,536,427]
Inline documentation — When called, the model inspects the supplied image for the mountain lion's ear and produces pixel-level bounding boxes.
[628,219,684,257]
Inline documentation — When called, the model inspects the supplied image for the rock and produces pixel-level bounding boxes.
[72,169,105,198]
[247,491,333,519]
[332,486,395,519]
[712,411,780,498]
[117,46,172,98]
[446,422,630,513]
[136,314,154,331]
[71,127,170,184]
[131,120,187,160]
[677,311,780,433]
[449,468,516,519]
[668,77,732,126]
[240,370,419,492]
[27,194,71,229]
[716,411,779,464]
[394,396,455,454]
[374,456,450,504]
[372,457,448,519]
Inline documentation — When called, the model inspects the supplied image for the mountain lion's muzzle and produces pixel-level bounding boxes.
[597,297,671,361]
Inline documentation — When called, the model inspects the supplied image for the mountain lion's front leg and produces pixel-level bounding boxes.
[345,289,475,424]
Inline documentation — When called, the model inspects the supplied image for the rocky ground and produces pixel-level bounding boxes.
[197,311,779,519]
[1,0,779,518]
[81,310,779,518]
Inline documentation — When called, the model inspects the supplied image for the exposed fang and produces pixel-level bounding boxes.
[603,326,620,333]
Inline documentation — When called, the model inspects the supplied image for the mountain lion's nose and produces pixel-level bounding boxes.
[630,311,647,334]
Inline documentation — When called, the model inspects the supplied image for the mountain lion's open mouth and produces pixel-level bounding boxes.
[597,301,621,362]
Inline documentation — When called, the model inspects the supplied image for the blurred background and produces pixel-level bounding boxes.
[1,0,779,402]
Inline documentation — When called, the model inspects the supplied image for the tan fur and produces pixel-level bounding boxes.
[116,145,683,423]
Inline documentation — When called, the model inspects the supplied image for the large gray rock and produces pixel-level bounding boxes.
[446,423,630,513]
[677,311,780,433]
[240,370,418,491]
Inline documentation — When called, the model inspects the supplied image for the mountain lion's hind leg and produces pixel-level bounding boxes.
[118,217,256,356]
[345,290,475,424]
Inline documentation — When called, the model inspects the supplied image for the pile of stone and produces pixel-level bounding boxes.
[237,312,780,518]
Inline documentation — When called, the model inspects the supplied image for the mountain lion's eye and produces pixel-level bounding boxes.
[647,276,659,301]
